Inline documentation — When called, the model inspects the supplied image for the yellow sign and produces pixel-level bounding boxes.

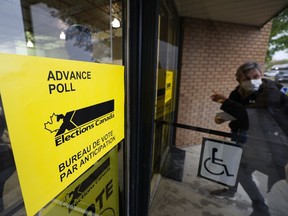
[164,71,173,103]
[155,69,174,119]
[0,53,124,216]
[39,147,119,216]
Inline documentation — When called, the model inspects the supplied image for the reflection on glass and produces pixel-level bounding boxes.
[0,0,122,64]
[153,0,179,174]
[0,0,123,215]
[209,61,288,215]
[64,24,94,62]
[0,95,24,214]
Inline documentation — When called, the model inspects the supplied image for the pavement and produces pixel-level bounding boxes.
[149,144,288,216]
[1,141,288,216]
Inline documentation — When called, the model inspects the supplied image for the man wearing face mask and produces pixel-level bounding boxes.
[210,61,288,216]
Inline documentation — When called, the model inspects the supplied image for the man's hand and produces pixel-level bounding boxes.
[214,115,226,124]
[210,90,227,104]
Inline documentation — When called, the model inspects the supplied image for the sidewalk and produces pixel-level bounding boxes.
[149,144,288,216]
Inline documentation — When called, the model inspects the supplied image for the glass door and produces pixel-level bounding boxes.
[0,1,124,215]
[152,0,179,179]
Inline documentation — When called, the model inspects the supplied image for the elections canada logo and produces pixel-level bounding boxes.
[61,157,115,215]
[44,100,115,146]
[62,158,113,213]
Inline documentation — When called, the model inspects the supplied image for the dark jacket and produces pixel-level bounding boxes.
[220,79,288,191]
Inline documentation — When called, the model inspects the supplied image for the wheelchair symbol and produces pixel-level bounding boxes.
[204,147,234,177]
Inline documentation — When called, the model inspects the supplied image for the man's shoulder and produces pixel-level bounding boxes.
[261,78,282,89]
[229,87,241,100]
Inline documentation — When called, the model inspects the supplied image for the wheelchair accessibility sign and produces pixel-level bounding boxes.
[197,138,242,186]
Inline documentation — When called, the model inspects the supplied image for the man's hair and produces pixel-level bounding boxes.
[235,61,262,82]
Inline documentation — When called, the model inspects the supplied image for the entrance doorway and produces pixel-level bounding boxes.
[151,0,180,193]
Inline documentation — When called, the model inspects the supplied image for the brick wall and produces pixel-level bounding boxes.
[176,18,272,147]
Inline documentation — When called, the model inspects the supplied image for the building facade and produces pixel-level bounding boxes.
[176,18,272,146]
[0,0,287,216]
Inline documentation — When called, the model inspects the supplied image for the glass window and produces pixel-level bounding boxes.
[0,0,122,64]
[153,0,179,174]
[0,0,123,215]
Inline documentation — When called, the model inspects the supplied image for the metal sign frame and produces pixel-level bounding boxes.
[197,137,242,187]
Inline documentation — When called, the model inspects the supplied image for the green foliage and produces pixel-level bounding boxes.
[266,7,288,63]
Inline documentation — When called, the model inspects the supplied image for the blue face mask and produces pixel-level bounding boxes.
[241,79,262,92]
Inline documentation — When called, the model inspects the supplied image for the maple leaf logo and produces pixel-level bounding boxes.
[44,113,63,133]
[62,192,73,207]
[62,191,77,212]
